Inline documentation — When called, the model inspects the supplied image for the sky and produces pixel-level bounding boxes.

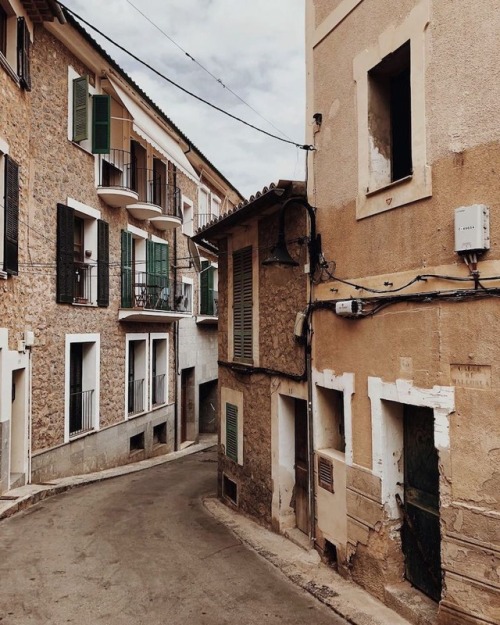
[63,0,306,198]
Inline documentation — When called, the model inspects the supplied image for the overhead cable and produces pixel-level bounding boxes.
[56,1,313,151]
[124,0,295,143]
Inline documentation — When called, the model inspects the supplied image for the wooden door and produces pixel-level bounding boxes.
[402,406,442,601]
[294,399,309,535]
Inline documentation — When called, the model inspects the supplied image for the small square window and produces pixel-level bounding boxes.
[130,432,145,453]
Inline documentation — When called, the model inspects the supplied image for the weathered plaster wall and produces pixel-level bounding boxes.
[309,2,500,620]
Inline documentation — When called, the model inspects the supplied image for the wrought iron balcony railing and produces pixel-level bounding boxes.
[131,167,182,218]
[152,373,166,406]
[121,265,191,314]
[128,378,145,415]
[73,262,92,304]
[69,389,94,437]
[98,149,134,190]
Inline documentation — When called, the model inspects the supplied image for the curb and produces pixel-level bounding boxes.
[204,497,412,625]
[0,438,217,522]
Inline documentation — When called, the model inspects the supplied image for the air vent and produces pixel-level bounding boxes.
[318,456,334,493]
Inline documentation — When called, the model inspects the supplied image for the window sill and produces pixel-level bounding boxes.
[68,428,97,443]
[366,174,413,197]
[357,164,431,220]
[0,270,8,280]
[0,52,21,88]
[317,447,346,463]
[73,301,97,307]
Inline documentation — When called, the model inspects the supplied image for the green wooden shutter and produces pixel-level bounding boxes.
[56,204,74,303]
[207,265,215,315]
[97,219,109,307]
[200,260,209,315]
[92,95,111,154]
[233,247,252,361]
[226,403,238,462]
[4,155,19,275]
[17,18,31,91]
[72,76,88,142]
[121,230,132,308]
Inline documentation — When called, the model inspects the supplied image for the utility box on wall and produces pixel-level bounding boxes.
[454,204,490,253]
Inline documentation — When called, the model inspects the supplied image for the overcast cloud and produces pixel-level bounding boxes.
[64,0,305,198]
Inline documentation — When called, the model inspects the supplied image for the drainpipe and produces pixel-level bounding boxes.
[307,309,316,545]
[27,347,33,483]
[173,228,179,451]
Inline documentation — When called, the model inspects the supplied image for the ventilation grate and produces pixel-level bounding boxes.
[318,456,334,493]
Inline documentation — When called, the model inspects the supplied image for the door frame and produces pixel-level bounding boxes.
[369,377,454,601]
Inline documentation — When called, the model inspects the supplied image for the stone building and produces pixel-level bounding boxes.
[304,1,497,623]
[193,180,309,526]
[196,2,499,624]
[0,0,241,493]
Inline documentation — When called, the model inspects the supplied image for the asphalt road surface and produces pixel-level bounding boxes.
[0,448,347,624]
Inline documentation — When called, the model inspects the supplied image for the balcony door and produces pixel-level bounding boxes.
[69,343,83,435]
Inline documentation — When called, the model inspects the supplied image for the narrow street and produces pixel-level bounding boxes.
[0,449,347,625]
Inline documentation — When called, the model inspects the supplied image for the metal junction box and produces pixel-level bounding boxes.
[454,204,490,253]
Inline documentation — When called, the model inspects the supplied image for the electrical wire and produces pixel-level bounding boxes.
[123,0,295,144]
[56,1,313,151]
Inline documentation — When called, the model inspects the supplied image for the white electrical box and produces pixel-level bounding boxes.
[335,300,364,317]
[454,204,490,253]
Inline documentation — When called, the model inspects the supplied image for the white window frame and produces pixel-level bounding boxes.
[64,333,100,442]
[125,333,149,419]
[0,1,31,80]
[181,196,194,237]
[353,0,431,219]
[211,194,221,219]
[149,333,169,408]
[66,197,101,307]
[198,186,210,229]
[180,276,193,314]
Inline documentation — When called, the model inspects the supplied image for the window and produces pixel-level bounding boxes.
[176,279,192,313]
[65,334,100,440]
[181,198,194,236]
[353,2,431,218]
[121,230,169,310]
[211,195,221,219]
[198,187,210,229]
[57,203,109,306]
[233,246,252,362]
[225,403,238,462]
[0,5,6,56]
[69,70,110,153]
[150,334,168,407]
[200,260,217,316]
[126,334,147,416]
[368,42,412,188]
[1,152,19,275]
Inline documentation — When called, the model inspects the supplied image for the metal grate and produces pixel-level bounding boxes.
[318,456,334,493]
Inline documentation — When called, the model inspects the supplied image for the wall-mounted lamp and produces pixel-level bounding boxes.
[262,197,322,273]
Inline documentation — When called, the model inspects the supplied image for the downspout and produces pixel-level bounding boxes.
[173,228,178,451]
[307,281,316,545]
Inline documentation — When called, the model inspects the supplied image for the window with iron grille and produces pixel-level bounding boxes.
[56,204,109,306]
[225,403,238,462]
[232,246,252,362]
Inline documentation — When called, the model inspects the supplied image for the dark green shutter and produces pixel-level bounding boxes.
[97,219,109,307]
[146,240,169,308]
[72,76,88,142]
[4,155,19,275]
[233,247,252,361]
[200,260,215,315]
[17,18,31,91]
[56,204,74,303]
[121,230,132,308]
[92,95,110,154]
[226,403,238,462]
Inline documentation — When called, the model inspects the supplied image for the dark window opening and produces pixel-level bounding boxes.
[153,422,167,446]
[223,474,238,505]
[130,432,145,453]
[369,41,412,185]
[0,6,6,57]
[324,540,338,569]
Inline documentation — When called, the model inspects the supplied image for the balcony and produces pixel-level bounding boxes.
[73,262,93,305]
[152,373,166,406]
[149,183,182,231]
[97,149,139,208]
[196,289,218,325]
[69,389,94,438]
[128,378,145,416]
[119,266,193,323]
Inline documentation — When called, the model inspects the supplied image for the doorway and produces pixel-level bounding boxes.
[294,398,309,534]
[180,367,195,444]
[402,406,442,601]
[10,368,28,489]
[199,379,218,434]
